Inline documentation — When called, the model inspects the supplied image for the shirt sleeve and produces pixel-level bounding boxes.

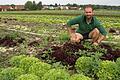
[95,21,107,36]
[67,16,81,27]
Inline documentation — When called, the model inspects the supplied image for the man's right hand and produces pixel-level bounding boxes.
[68,27,83,43]
[70,33,77,42]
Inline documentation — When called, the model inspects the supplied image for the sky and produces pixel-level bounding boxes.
[0,0,120,6]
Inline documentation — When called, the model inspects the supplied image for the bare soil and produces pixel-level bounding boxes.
[0,36,25,47]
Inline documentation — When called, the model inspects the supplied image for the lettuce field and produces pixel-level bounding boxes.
[0,10,120,80]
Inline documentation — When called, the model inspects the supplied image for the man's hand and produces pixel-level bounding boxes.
[70,33,77,42]
[93,35,106,46]
[70,33,83,43]
[96,35,106,45]
[68,27,83,43]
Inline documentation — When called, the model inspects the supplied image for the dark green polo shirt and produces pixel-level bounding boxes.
[67,15,107,36]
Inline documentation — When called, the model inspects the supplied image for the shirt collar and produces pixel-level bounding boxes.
[83,15,94,24]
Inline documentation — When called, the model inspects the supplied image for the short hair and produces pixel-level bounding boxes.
[84,4,94,11]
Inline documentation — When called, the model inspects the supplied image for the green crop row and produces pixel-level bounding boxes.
[0,10,120,16]
[0,14,120,28]
[1,54,120,80]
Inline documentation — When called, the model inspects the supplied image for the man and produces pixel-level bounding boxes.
[67,4,107,46]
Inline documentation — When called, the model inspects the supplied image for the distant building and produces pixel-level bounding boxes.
[49,6,55,10]
[43,5,70,10]
[69,7,80,10]
[59,6,69,10]
[0,5,11,11]
[15,5,25,10]
[42,5,49,10]
[42,5,82,10]
[0,5,25,11]
[43,5,55,10]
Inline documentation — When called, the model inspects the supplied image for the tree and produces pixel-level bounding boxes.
[11,4,15,10]
[72,3,78,7]
[32,1,37,10]
[66,3,71,6]
[37,1,43,10]
[50,4,53,6]
[25,1,33,10]
[55,3,58,7]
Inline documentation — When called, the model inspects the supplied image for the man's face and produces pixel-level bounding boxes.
[84,7,94,19]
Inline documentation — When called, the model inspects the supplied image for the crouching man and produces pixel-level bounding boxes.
[67,4,107,46]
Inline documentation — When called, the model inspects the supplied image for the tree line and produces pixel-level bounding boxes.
[66,3,120,10]
[24,1,120,10]
[25,1,43,10]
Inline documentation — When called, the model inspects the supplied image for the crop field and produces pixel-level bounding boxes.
[0,10,120,80]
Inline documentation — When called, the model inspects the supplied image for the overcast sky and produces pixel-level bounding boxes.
[0,0,120,6]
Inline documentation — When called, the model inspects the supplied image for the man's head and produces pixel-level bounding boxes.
[84,4,94,19]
